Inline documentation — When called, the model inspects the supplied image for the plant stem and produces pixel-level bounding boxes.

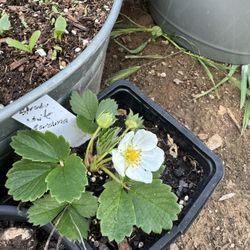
[84,126,101,166]
[100,166,129,190]
[96,127,130,164]
[96,157,112,168]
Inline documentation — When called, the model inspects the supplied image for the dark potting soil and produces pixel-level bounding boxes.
[0,0,113,106]
[0,220,66,250]
[83,114,204,250]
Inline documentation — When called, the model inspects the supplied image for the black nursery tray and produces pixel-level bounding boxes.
[96,80,224,250]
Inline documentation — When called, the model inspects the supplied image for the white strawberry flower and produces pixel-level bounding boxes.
[112,129,164,184]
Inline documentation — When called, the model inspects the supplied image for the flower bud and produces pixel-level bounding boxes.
[96,112,115,128]
[125,110,144,130]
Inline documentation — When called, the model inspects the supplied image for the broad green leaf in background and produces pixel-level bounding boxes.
[0,13,11,35]
[10,130,70,163]
[46,155,87,203]
[97,181,136,242]
[6,159,53,202]
[56,207,89,239]
[129,180,181,234]
[240,65,248,109]
[29,192,98,240]
[28,194,66,225]
[57,192,98,239]
[76,115,98,134]
[96,98,118,119]
[106,66,141,85]
[29,30,41,51]
[70,90,98,120]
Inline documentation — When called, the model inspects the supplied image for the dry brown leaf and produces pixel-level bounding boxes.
[198,133,209,140]
[218,105,227,116]
[227,108,241,131]
[9,58,28,71]
[167,134,178,158]
[206,134,223,150]
[218,193,236,201]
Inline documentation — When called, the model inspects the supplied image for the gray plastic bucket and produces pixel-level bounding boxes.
[149,0,250,64]
[0,0,123,160]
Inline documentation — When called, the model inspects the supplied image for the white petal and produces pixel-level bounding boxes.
[118,131,134,151]
[133,129,158,151]
[126,166,153,183]
[140,147,165,171]
[112,150,126,176]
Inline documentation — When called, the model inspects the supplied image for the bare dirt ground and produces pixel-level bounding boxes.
[102,1,250,249]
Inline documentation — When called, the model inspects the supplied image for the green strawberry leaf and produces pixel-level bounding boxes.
[76,115,98,134]
[70,90,98,120]
[56,207,89,240]
[97,181,135,242]
[46,155,87,203]
[28,194,66,225]
[5,159,53,202]
[57,192,98,240]
[96,98,118,119]
[10,130,70,163]
[129,179,181,234]
[71,192,98,218]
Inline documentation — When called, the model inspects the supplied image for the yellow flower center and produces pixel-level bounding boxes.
[124,146,141,166]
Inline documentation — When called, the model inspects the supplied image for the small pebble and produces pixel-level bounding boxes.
[138,242,144,248]
[91,176,96,182]
[0,104,4,109]
[71,30,77,35]
[177,70,184,75]
[83,39,89,47]
[179,200,184,205]
[87,171,92,176]
[36,48,46,57]
[161,61,167,66]
[75,47,81,53]
[94,241,99,247]
[173,78,183,85]
[160,72,167,78]
[64,8,69,13]
[184,195,189,201]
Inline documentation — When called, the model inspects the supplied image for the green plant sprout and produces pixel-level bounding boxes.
[6,30,41,53]
[54,15,67,41]
[5,90,181,244]
[51,45,62,60]
[0,12,11,36]
[110,14,250,133]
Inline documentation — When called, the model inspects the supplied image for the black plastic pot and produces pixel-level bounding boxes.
[96,80,224,249]
[0,205,82,250]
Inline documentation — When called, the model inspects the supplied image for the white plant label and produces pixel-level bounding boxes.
[12,95,88,147]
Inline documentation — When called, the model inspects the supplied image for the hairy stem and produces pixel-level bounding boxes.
[84,126,101,166]
[100,166,129,190]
